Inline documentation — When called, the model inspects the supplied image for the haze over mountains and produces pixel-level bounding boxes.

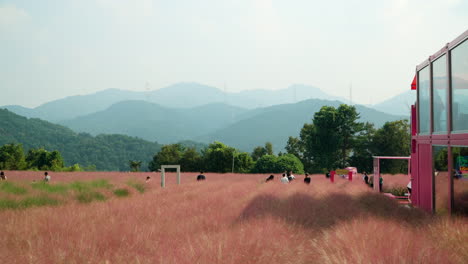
[2,83,352,122]
[1,82,410,152]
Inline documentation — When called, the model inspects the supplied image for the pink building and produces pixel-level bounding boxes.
[411,29,468,215]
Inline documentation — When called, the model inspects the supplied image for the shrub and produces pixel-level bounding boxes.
[386,187,408,196]
[0,196,60,210]
[31,182,68,194]
[76,191,106,203]
[0,182,28,195]
[113,188,130,197]
[127,180,145,193]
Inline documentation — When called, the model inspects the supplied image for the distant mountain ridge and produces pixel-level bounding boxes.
[59,101,247,143]
[57,98,406,152]
[1,83,348,122]
[372,90,415,116]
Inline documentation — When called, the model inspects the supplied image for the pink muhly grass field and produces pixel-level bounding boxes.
[0,172,466,263]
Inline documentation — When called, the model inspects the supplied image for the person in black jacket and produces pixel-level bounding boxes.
[304,173,311,184]
[197,171,206,181]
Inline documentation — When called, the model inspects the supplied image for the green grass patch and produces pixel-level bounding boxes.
[31,182,68,194]
[69,181,91,192]
[113,188,130,197]
[69,179,112,192]
[76,191,106,203]
[0,182,28,195]
[127,180,145,193]
[0,196,60,210]
[88,179,113,189]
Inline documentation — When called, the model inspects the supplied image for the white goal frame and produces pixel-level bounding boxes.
[160,165,181,188]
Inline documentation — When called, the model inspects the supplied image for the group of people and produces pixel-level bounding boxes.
[265,171,311,184]
[362,172,383,192]
[0,171,50,182]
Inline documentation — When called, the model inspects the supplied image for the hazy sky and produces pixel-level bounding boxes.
[1,0,467,108]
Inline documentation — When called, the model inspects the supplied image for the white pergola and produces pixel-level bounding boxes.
[160,165,181,188]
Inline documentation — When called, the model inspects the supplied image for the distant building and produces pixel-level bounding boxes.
[411,29,468,215]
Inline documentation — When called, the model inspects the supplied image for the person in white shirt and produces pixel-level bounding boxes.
[281,174,289,184]
[407,181,412,194]
[44,171,50,182]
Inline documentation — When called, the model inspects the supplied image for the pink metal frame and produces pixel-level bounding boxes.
[372,156,411,192]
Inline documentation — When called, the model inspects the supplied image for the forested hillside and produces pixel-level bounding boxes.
[0,109,161,171]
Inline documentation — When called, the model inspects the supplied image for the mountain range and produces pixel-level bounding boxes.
[1,82,411,153]
[57,98,406,152]
[2,83,351,122]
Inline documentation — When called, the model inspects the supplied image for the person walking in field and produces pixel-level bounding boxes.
[281,174,289,184]
[379,176,383,192]
[0,171,6,180]
[363,172,369,185]
[197,171,206,181]
[44,171,50,182]
[303,173,311,184]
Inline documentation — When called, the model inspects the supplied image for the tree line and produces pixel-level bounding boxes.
[1,105,410,173]
[0,143,90,171]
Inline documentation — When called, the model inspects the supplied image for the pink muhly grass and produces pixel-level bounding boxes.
[0,172,466,263]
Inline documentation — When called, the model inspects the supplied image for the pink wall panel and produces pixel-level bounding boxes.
[417,144,433,212]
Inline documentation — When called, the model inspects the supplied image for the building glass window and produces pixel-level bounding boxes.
[418,66,430,134]
[452,146,468,216]
[432,56,447,133]
[433,146,449,215]
[451,39,468,132]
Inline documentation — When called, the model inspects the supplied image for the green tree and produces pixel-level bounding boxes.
[0,143,27,170]
[26,148,64,171]
[372,120,411,173]
[148,144,184,171]
[276,154,305,174]
[304,106,341,171]
[251,142,274,161]
[285,136,303,160]
[336,104,364,167]
[265,142,273,155]
[252,155,279,173]
[202,141,236,172]
[180,147,202,172]
[349,122,375,173]
[129,160,142,172]
[233,152,255,173]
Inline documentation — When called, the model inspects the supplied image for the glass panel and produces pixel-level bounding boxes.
[418,66,430,134]
[451,39,468,132]
[433,56,447,133]
[452,147,468,216]
[433,146,449,215]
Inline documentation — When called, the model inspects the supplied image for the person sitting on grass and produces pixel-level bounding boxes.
[265,175,274,182]
[289,171,296,181]
[304,173,311,184]
[197,171,206,181]
[281,174,289,184]
[0,171,6,180]
[44,171,50,182]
